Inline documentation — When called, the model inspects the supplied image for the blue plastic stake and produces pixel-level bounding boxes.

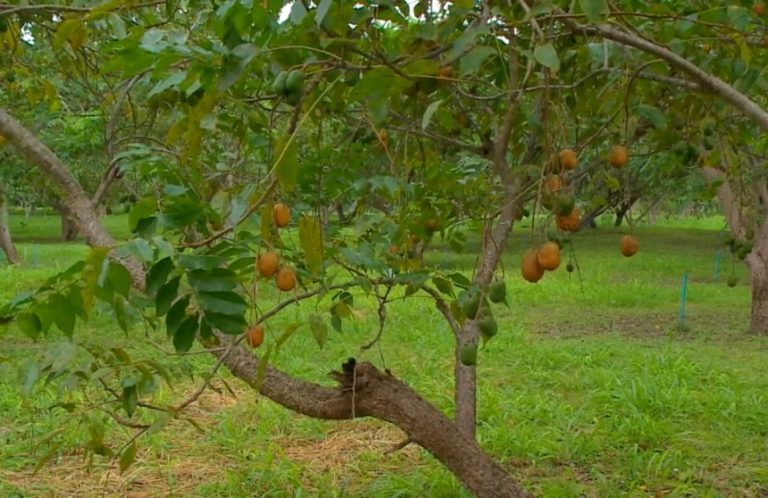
[713,248,722,283]
[679,272,688,328]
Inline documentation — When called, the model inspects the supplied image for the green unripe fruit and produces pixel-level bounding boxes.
[461,296,480,320]
[284,70,305,94]
[736,244,751,260]
[702,119,715,136]
[566,263,574,273]
[703,136,715,151]
[459,343,478,366]
[727,275,738,287]
[488,281,506,303]
[285,91,302,106]
[272,71,288,95]
[478,316,498,338]
[555,195,576,217]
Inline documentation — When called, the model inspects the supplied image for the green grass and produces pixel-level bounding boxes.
[1,215,767,497]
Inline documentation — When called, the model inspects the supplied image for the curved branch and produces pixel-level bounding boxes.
[561,17,768,132]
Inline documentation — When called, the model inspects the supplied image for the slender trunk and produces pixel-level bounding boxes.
[60,212,79,241]
[455,323,478,437]
[614,207,627,227]
[747,220,768,335]
[0,190,19,264]
[749,261,768,334]
[213,341,530,498]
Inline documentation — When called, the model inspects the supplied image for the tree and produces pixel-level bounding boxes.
[4,2,768,497]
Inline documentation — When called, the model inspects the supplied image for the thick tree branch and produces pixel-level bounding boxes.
[211,341,529,498]
[561,17,768,132]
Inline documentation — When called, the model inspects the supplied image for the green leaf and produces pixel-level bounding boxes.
[119,443,137,473]
[48,294,75,336]
[128,198,156,233]
[114,295,129,333]
[122,385,138,417]
[146,257,174,295]
[178,254,228,271]
[534,43,560,72]
[17,312,42,340]
[196,291,247,315]
[315,0,332,26]
[290,0,306,23]
[156,277,181,316]
[635,104,667,130]
[274,135,299,192]
[299,216,323,274]
[432,275,454,296]
[81,247,110,315]
[173,315,198,353]
[203,311,248,334]
[147,412,172,435]
[107,262,132,298]
[578,0,608,23]
[187,268,239,292]
[308,313,327,349]
[459,46,496,76]
[165,296,190,337]
[421,99,443,131]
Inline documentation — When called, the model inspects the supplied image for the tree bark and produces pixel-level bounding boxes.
[747,218,768,335]
[0,189,19,264]
[212,342,530,498]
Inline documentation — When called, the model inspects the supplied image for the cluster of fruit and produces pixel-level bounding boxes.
[457,281,507,366]
[272,70,305,105]
[244,202,297,349]
[523,146,637,283]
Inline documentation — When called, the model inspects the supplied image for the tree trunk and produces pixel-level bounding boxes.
[0,189,19,264]
[60,212,79,241]
[747,219,768,335]
[749,260,768,334]
[213,341,530,498]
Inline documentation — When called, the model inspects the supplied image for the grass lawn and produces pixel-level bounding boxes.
[1,214,767,497]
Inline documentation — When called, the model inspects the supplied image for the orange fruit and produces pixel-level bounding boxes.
[388,245,399,255]
[257,251,279,278]
[544,174,562,193]
[425,218,441,234]
[273,203,291,228]
[620,235,639,257]
[245,324,264,348]
[536,242,561,271]
[275,266,297,291]
[608,145,629,168]
[559,149,578,170]
[437,66,454,84]
[521,249,545,283]
[556,206,582,232]
[754,2,766,15]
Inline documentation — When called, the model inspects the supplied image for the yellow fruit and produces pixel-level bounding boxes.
[620,235,639,257]
[245,324,264,348]
[257,251,279,278]
[556,206,582,232]
[275,266,297,291]
[608,145,629,168]
[536,242,561,271]
[559,149,578,170]
[273,203,291,228]
[521,249,545,283]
